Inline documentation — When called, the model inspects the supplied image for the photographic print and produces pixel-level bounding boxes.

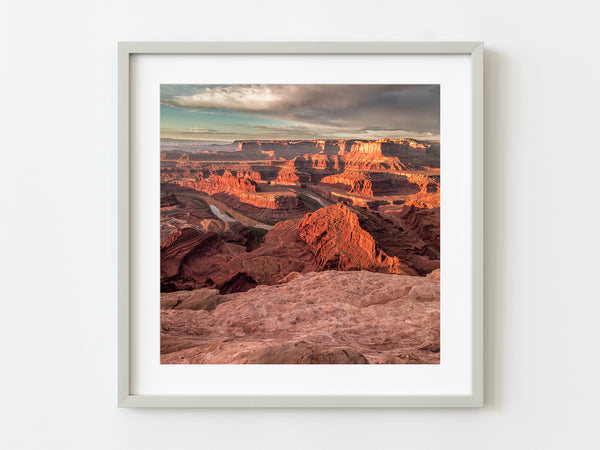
[159,84,441,364]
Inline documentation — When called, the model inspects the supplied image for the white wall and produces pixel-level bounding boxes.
[1,1,598,449]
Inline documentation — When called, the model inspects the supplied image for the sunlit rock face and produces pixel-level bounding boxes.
[319,171,422,197]
[298,204,439,276]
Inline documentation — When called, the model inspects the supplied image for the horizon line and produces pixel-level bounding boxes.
[160,137,441,143]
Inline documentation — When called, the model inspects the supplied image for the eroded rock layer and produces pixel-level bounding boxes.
[161,271,440,364]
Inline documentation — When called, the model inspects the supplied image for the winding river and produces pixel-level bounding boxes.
[209,205,235,222]
[209,204,273,230]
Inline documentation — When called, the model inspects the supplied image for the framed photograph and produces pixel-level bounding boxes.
[118,42,483,407]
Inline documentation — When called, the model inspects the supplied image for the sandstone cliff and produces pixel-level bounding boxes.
[163,169,308,212]
[184,169,259,196]
[320,171,421,197]
[162,139,440,170]
[298,204,417,275]
[273,154,344,185]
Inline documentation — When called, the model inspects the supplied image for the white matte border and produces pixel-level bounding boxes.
[118,43,483,408]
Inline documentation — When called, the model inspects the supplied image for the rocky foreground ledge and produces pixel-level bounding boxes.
[161,270,440,364]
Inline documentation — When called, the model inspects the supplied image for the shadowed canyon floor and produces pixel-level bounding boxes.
[161,270,440,364]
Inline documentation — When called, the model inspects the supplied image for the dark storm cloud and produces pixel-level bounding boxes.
[161,84,440,136]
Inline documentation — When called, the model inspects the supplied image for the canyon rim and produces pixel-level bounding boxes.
[160,84,441,364]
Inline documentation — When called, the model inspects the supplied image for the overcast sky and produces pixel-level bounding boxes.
[160,84,440,141]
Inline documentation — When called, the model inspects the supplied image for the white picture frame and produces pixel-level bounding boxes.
[118,42,483,407]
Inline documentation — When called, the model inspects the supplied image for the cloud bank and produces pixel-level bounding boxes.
[161,84,439,140]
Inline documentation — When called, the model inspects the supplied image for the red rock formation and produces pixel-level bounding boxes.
[160,270,440,364]
[298,204,438,275]
[320,172,376,195]
[400,205,441,251]
[347,139,431,157]
[160,192,178,207]
[160,227,219,281]
[426,268,440,280]
[161,139,440,210]
[402,173,441,208]
[320,171,421,197]
[162,139,440,170]
[160,288,220,311]
[160,191,262,293]
[190,170,259,195]
[160,226,260,293]
[159,138,442,365]
[218,272,259,294]
[300,154,343,170]
[236,139,350,159]
[211,192,309,220]
[160,190,254,245]
[342,143,409,172]
[163,169,308,212]
[405,173,440,193]
[160,137,441,289]
[315,139,349,155]
[273,154,343,185]
[241,342,369,364]
[160,212,309,292]
[272,163,303,185]
[232,138,435,161]
[160,202,440,293]
[294,203,439,275]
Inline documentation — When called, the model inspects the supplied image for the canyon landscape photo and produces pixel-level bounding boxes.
[160,84,441,364]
